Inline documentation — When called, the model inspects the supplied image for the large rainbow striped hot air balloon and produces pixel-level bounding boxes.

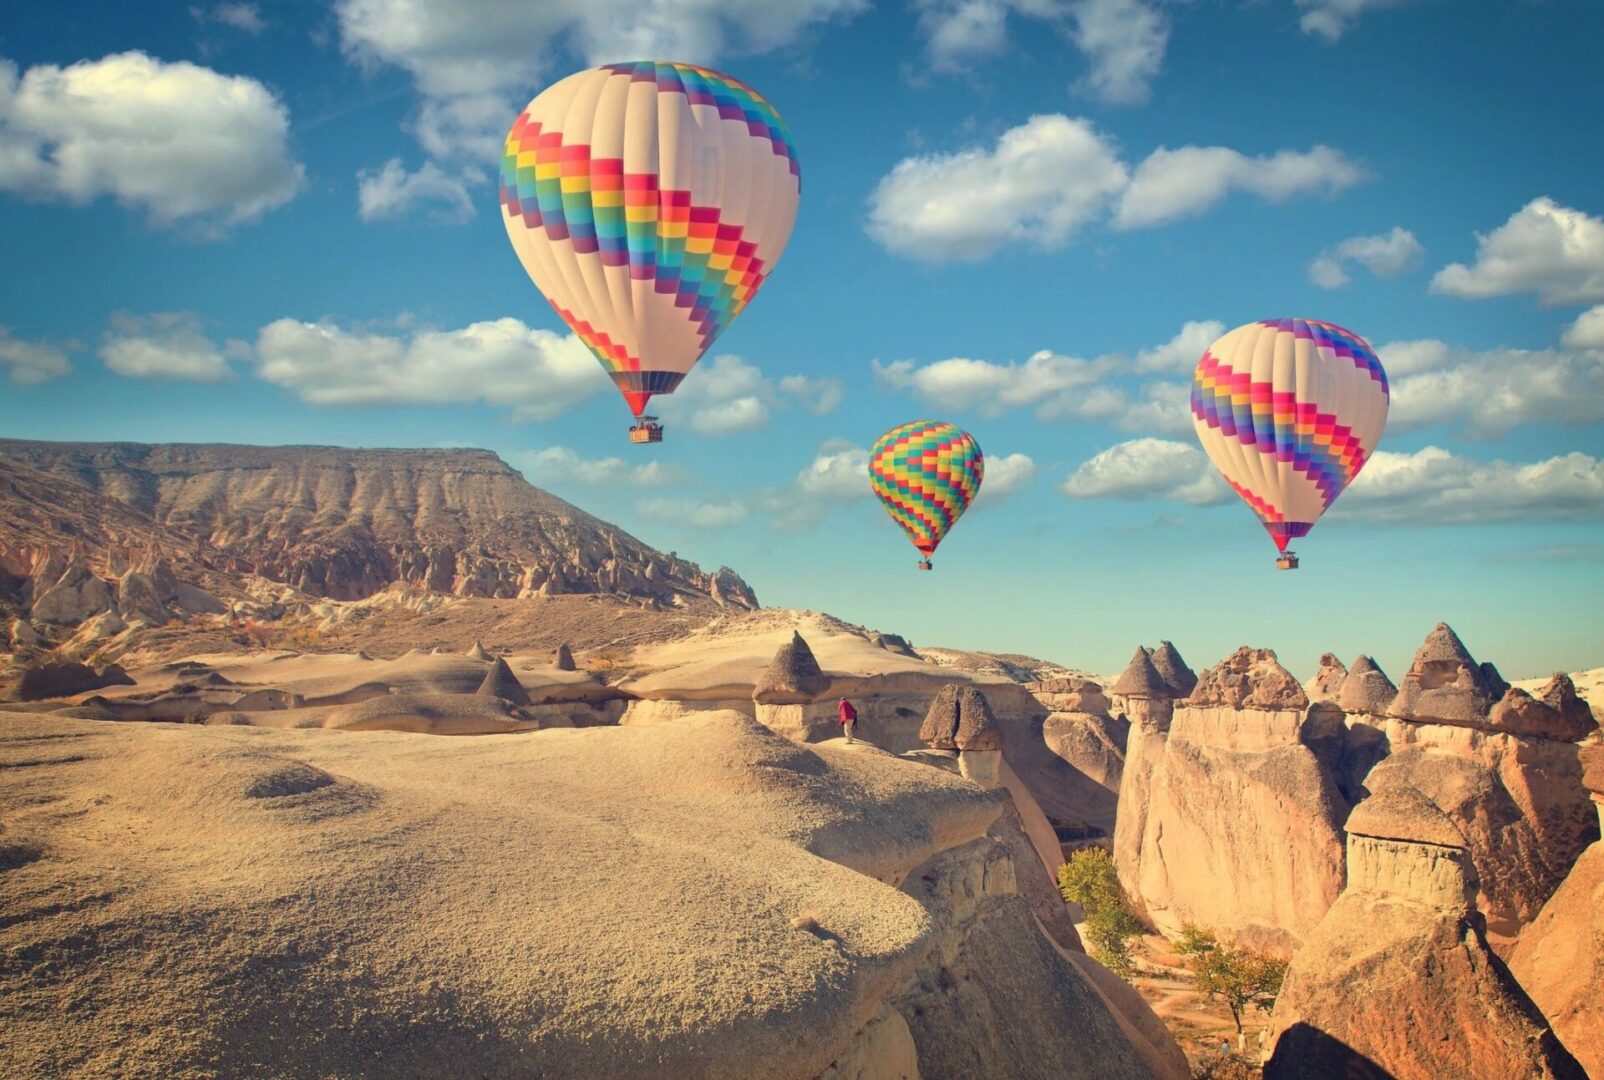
[1190,319,1389,570]
[869,420,984,571]
[500,62,801,442]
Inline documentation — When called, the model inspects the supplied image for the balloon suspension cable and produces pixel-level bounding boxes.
[1275,551,1300,571]
[917,557,933,571]
[628,416,663,444]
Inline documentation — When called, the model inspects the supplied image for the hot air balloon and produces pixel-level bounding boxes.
[500,62,801,443]
[1190,319,1389,570]
[869,420,984,570]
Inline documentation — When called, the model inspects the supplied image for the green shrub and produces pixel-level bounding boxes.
[1057,848,1145,979]
[1174,924,1288,1045]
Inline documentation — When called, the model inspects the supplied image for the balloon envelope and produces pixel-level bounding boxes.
[500,62,801,418]
[869,420,984,560]
[1190,319,1389,553]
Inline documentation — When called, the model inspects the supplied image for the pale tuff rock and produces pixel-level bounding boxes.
[1265,780,1584,1080]
[868,632,919,659]
[1305,653,1348,704]
[8,618,40,647]
[554,643,576,672]
[954,687,1001,752]
[1389,622,1506,726]
[753,631,830,705]
[1148,641,1197,697]
[1488,674,1599,742]
[1110,647,1171,699]
[1027,676,1109,715]
[1510,736,1604,1078]
[476,657,531,707]
[466,640,491,662]
[117,567,169,626]
[30,558,115,625]
[1041,712,1126,796]
[1336,654,1396,715]
[1187,646,1309,711]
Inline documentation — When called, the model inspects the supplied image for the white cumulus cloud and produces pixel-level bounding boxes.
[99,312,232,381]
[253,317,604,420]
[1378,338,1604,438]
[1308,226,1423,289]
[1344,446,1604,524]
[866,115,1128,263]
[0,51,302,230]
[637,496,749,530]
[515,446,690,488]
[978,451,1035,499]
[0,327,73,385]
[357,159,480,223]
[1061,437,1230,505]
[1114,144,1365,229]
[1430,197,1604,306]
[654,354,841,436]
[190,3,266,34]
[1562,305,1604,350]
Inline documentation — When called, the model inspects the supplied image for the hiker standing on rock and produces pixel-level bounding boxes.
[837,697,858,744]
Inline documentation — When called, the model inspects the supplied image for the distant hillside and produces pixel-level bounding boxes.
[0,440,756,613]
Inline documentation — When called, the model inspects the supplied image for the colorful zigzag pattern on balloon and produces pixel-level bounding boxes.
[501,119,771,364]
[869,420,984,555]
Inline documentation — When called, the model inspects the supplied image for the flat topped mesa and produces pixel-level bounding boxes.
[476,657,531,707]
[1390,622,1510,727]
[753,631,829,705]
[1187,646,1309,711]
[1110,647,1173,700]
[1149,641,1197,697]
[1337,654,1398,716]
[1307,653,1348,704]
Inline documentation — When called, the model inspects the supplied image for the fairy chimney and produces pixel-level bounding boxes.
[1337,655,1398,717]
[753,631,829,705]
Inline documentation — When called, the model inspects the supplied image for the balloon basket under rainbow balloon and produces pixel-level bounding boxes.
[628,418,663,444]
[1275,552,1300,571]
[917,558,933,571]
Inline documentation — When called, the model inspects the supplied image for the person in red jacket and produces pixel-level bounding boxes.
[837,697,858,744]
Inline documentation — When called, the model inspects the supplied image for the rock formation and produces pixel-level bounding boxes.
[1120,646,1344,950]
[0,710,1185,1079]
[1488,674,1599,742]
[1335,654,1396,716]
[1148,641,1197,697]
[1111,647,1181,914]
[1509,735,1604,1077]
[476,657,531,707]
[554,643,576,672]
[1187,646,1308,711]
[1389,622,1506,726]
[466,640,491,662]
[12,660,134,701]
[0,440,758,613]
[753,631,830,705]
[1265,776,1585,1080]
[954,687,1003,787]
[1305,653,1347,704]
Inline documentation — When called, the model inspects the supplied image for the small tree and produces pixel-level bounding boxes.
[1174,925,1287,1051]
[1058,848,1145,979]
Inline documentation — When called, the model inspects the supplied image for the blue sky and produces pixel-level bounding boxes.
[2,0,1602,680]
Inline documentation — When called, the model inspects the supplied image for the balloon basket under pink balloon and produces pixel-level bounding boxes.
[628,418,663,444]
[918,558,932,571]
[1276,552,1300,570]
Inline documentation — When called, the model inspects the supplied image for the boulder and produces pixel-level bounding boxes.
[1336,654,1396,716]
[1389,622,1502,726]
[1488,675,1599,742]
[1187,646,1308,711]
[1305,653,1347,704]
[1148,641,1196,697]
[1265,778,1584,1080]
[476,657,531,707]
[554,643,576,672]
[117,569,170,626]
[753,631,829,705]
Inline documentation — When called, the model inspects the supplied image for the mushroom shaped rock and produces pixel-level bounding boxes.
[752,631,829,705]
[1306,653,1349,704]
[1347,783,1468,850]
[1111,647,1172,700]
[1188,646,1309,711]
[476,657,531,707]
[466,640,491,662]
[1489,675,1599,742]
[554,643,576,672]
[1337,655,1397,716]
[1149,641,1197,697]
[1390,622,1503,726]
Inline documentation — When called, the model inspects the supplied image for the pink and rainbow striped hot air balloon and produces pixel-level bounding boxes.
[1190,319,1389,569]
[500,62,801,443]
